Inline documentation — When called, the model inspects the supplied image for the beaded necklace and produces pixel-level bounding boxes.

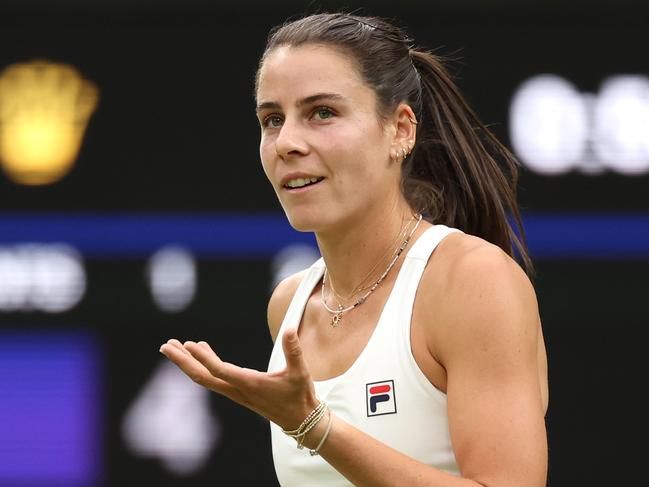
[329,214,418,301]
[321,214,422,327]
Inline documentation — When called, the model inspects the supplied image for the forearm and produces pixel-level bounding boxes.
[300,413,483,487]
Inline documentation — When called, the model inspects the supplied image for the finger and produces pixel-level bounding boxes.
[165,339,192,356]
[160,343,214,382]
[282,328,309,379]
[183,341,254,386]
[160,342,241,400]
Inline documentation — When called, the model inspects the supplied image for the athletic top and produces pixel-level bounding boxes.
[268,225,463,486]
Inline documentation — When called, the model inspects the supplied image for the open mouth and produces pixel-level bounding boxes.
[283,177,325,190]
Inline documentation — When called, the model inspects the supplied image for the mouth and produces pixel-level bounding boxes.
[282,176,325,191]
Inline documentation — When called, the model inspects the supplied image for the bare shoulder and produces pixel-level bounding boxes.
[267,269,310,343]
[436,231,534,296]
[420,231,541,362]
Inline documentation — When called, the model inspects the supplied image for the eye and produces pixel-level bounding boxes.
[262,114,283,129]
[312,106,335,121]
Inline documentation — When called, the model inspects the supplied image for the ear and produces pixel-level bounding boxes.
[388,103,417,162]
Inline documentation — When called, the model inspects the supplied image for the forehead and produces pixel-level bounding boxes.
[256,44,370,105]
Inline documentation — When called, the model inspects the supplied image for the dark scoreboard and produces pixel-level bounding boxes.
[0,2,647,486]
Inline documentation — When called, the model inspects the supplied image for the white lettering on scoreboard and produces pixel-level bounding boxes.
[510,74,649,175]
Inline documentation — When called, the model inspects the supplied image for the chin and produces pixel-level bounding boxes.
[283,207,333,233]
[285,214,319,233]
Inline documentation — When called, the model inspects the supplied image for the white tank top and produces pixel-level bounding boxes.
[268,225,462,486]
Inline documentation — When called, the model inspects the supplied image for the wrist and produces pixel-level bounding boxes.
[281,398,326,439]
[275,395,319,432]
[300,409,331,450]
[280,399,333,455]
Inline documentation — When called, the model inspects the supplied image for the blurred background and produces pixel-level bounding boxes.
[0,0,647,485]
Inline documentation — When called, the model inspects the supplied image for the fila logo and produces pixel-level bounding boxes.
[366,380,397,417]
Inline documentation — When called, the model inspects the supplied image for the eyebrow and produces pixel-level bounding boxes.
[255,92,348,112]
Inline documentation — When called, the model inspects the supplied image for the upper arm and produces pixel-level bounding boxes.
[267,270,308,343]
[435,244,547,487]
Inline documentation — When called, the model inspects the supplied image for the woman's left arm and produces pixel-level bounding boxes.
[425,243,548,487]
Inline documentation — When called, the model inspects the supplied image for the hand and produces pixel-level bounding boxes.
[158,328,318,430]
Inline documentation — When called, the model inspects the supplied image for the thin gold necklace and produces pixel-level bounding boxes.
[330,214,418,302]
[321,214,422,327]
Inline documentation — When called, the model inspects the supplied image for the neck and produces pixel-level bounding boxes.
[315,197,421,299]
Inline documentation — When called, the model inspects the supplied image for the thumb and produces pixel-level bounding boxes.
[282,328,307,375]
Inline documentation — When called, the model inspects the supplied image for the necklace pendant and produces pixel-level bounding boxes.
[331,312,342,327]
[330,304,344,327]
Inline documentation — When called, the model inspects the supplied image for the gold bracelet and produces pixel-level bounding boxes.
[297,404,328,449]
[281,399,328,448]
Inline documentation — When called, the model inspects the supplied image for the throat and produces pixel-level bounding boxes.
[323,215,421,303]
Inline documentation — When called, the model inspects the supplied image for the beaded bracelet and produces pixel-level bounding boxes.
[297,404,328,449]
[281,399,328,446]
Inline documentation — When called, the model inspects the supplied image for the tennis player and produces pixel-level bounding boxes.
[160,13,548,487]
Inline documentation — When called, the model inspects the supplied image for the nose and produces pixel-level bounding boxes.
[274,117,308,159]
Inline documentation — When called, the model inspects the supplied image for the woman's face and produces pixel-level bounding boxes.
[256,44,401,233]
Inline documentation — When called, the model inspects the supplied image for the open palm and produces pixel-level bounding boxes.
[159,329,318,430]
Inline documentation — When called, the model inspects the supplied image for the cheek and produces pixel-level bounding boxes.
[322,125,372,164]
[340,118,388,162]
[331,130,389,181]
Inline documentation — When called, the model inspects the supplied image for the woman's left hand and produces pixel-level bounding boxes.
[159,328,318,430]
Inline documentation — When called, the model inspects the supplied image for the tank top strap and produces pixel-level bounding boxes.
[403,224,463,263]
[281,258,325,335]
[380,224,463,395]
[268,258,325,371]
[392,224,463,312]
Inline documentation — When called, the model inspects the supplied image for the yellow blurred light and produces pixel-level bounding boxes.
[0,60,99,185]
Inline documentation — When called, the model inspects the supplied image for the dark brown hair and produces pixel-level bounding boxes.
[257,13,534,276]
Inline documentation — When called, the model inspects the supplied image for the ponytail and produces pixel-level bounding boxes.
[406,49,534,277]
